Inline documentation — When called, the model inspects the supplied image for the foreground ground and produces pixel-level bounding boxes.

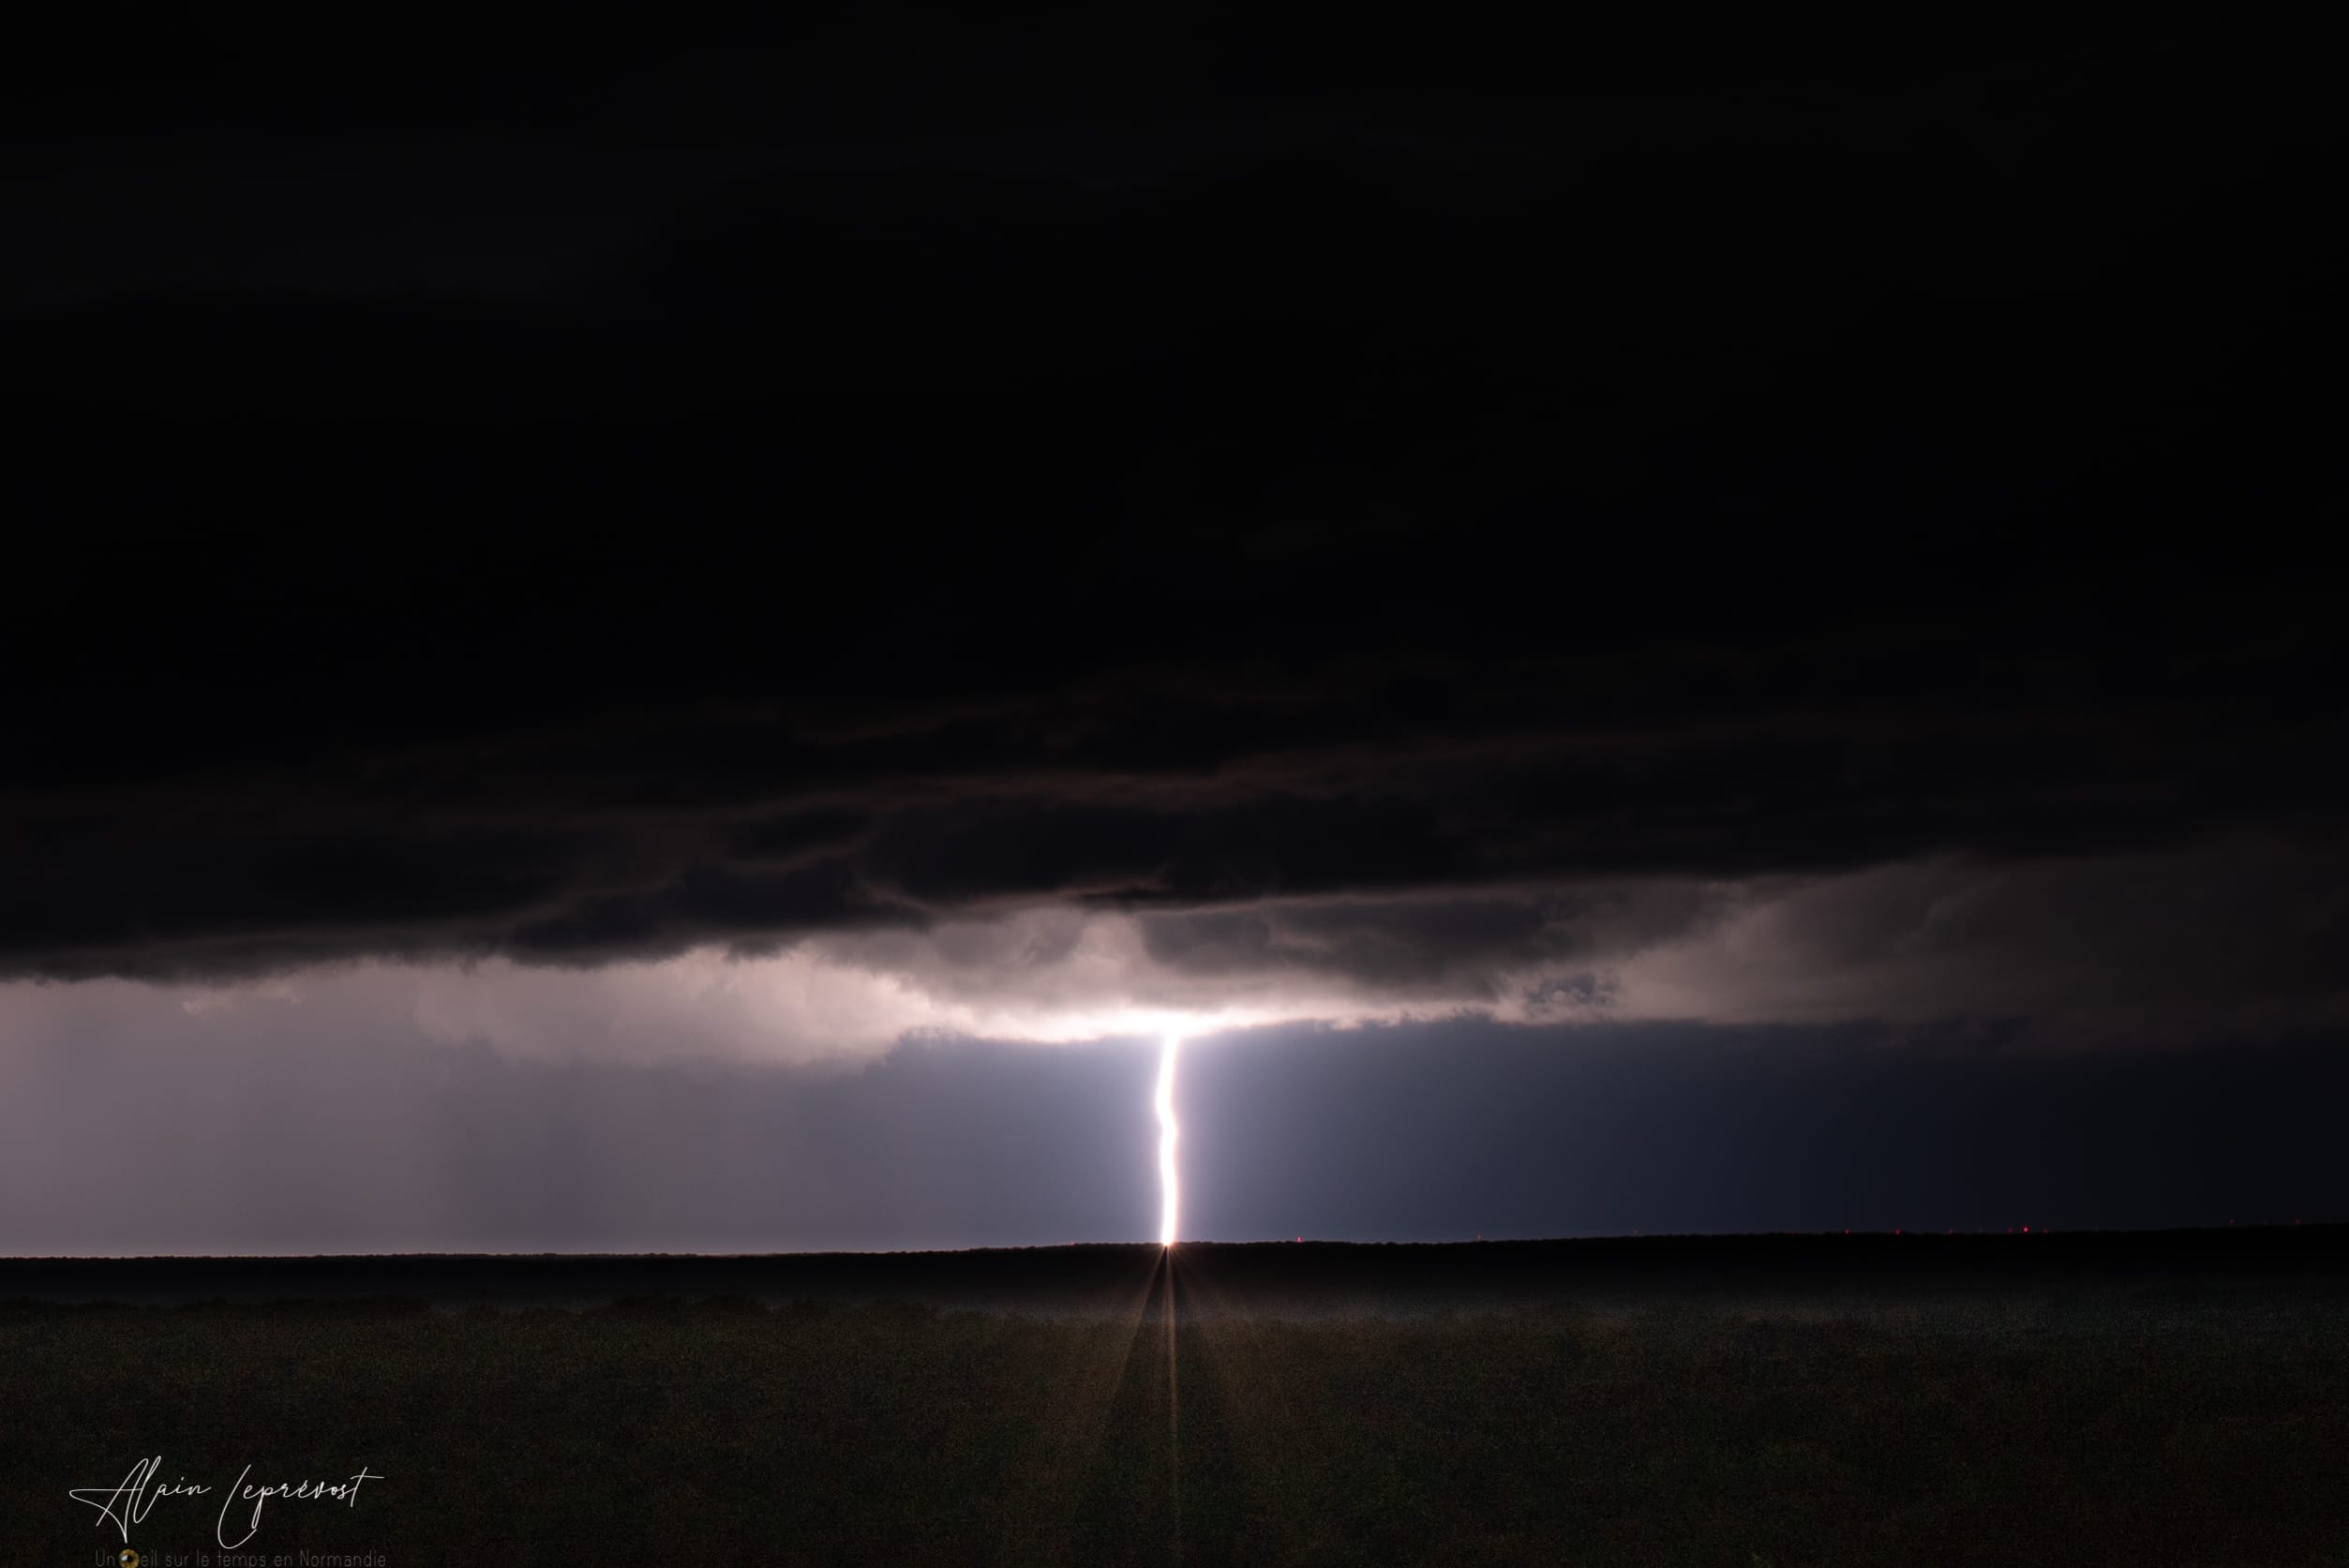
[6,1233,2347,1565]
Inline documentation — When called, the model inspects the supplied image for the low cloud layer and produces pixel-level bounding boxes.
[43,831,2329,1069]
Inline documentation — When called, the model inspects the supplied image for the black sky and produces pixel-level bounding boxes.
[2,18,2343,1247]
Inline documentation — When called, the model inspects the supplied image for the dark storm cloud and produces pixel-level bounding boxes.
[1134,888,1701,996]
[1,18,2342,1020]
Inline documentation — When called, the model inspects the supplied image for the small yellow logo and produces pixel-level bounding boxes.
[119,1551,141,1567]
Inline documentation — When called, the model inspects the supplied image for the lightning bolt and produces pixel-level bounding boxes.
[1155,1033,1182,1247]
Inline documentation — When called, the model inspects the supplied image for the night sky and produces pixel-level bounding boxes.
[4,18,2342,1251]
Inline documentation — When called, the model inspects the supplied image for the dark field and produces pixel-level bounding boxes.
[8,1232,2349,1566]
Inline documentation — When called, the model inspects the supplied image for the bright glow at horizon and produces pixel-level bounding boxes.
[1155,1033,1182,1247]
